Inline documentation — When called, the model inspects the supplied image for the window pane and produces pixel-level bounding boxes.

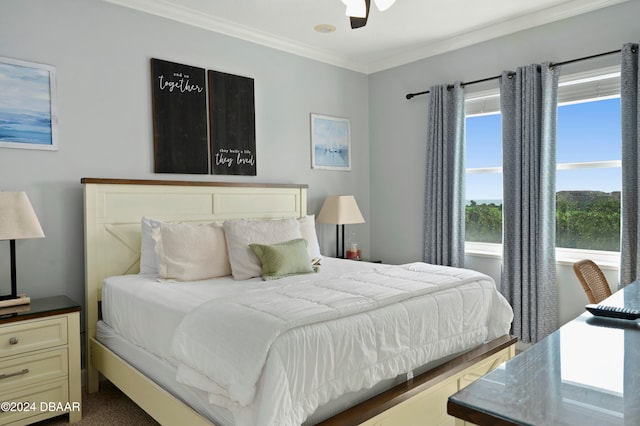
[466,113,501,168]
[466,172,503,243]
[466,171,503,202]
[557,98,621,163]
[556,167,621,193]
[556,168,621,251]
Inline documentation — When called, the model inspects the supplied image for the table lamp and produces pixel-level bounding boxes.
[0,192,45,307]
[317,195,365,259]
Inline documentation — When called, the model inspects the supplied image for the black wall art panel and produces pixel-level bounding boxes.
[208,70,256,176]
[151,58,208,174]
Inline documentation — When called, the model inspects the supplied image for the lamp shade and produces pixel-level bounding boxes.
[317,195,365,225]
[0,192,45,240]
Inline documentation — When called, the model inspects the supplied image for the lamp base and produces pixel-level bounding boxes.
[0,294,30,308]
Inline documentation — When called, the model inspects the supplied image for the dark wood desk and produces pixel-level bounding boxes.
[448,281,640,425]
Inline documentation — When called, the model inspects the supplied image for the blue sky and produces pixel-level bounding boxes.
[466,98,621,201]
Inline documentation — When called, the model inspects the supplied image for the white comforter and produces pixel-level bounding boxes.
[170,262,513,426]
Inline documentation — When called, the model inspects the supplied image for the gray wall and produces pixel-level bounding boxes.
[2,0,636,345]
[0,0,370,330]
[369,0,640,325]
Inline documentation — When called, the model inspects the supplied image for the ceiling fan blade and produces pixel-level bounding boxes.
[350,0,370,29]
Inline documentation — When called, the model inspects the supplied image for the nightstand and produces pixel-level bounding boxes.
[0,296,81,425]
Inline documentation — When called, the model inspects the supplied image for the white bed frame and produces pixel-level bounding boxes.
[82,178,515,426]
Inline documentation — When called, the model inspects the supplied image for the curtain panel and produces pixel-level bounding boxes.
[500,64,559,343]
[424,83,465,267]
[621,43,640,287]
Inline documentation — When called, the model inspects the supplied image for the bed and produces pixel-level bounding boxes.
[82,178,516,426]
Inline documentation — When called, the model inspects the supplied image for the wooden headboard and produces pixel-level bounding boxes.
[82,178,308,349]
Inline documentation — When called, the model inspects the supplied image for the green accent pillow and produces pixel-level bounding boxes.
[249,238,317,280]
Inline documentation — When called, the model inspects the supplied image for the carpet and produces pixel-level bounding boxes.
[34,381,159,425]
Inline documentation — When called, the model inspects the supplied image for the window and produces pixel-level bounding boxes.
[465,113,502,244]
[556,98,621,252]
[464,67,621,257]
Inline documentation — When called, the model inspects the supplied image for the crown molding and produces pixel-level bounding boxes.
[102,0,369,73]
[104,0,627,75]
[366,0,628,73]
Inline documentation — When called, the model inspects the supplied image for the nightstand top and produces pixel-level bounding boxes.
[0,295,80,324]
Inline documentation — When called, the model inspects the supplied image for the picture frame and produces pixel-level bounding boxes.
[310,113,351,171]
[0,56,58,151]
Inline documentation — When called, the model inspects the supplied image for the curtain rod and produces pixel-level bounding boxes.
[405,48,623,100]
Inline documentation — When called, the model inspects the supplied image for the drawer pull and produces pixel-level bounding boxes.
[8,337,18,345]
[0,368,29,380]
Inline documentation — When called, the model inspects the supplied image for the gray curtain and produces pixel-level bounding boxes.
[424,83,465,267]
[500,64,559,343]
[621,43,640,287]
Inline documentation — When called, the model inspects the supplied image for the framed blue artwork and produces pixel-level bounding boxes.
[310,113,351,171]
[0,56,58,151]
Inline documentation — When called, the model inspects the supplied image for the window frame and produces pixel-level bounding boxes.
[464,66,621,268]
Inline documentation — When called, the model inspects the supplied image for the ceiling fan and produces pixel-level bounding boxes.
[341,0,396,29]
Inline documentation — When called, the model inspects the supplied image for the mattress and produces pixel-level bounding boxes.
[97,321,235,425]
[96,320,453,426]
[99,257,513,426]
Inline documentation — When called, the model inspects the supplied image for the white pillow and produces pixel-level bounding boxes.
[298,215,322,261]
[140,216,164,274]
[223,218,302,280]
[152,222,231,281]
